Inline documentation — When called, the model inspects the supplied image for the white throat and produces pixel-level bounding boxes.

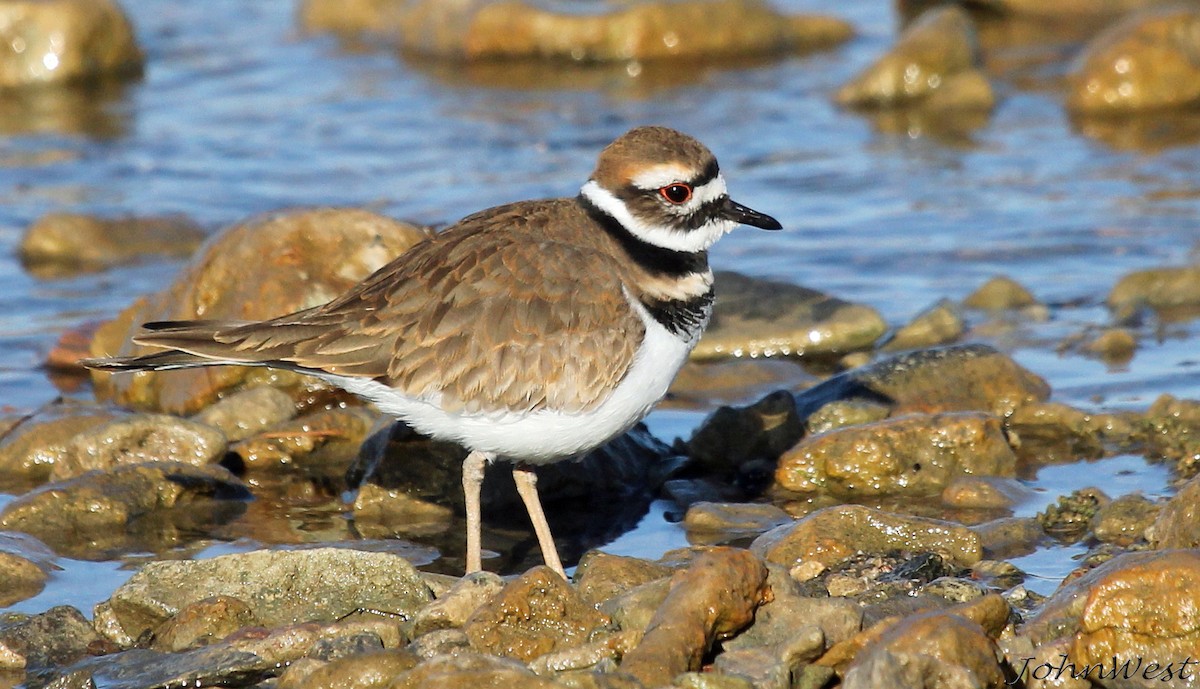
[580,179,735,253]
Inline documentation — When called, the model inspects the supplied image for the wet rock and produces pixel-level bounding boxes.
[1004,401,1137,465]
[0,535,51,606]
[668,358,818,408]
[411,571,504,636]
[105,547,433,641]
[751,504,983,569]
[683,502,792,541]
[1143,394,1200,471]
[150,595,258,652]
[277,647,420,689]
[964,0,1181,16]
[1024,550,1200,682]
[0,606,100,671]
[620,548,771,687]
[942,475,1033,511]
[89,207,430,414]
[528,629,640,677]
[1108,264,1200,317]
[0,462,249,557]
[883,299,965,352]
[836,7,994,112]
[775,412,1016,497]
[841,609,1006,689]
[802,400,890,438]
[695,272,886,360]
[1067,6,1200,114]
[0,402,124,483]
[1073,327,1138,366]
[963,275,1040,311]
[796,344,1051,421]
[463,566,608,663]
[597,576,671,636]
[712,624,824,689]
[686,390,804,490]
[1148,474,1200,549]
[971,517,1044,560]
[573,551,673,607]
[724,563,862,651]
[34,645,270,689]
[387,651,564,689]
[1038,488,1107,541]
[229,406,379,472]
[352,483,454,540]
[19,213,204,277]
[301,0,854,62]
[1091,493,1157,547]
[0,0,143,89]
[190,386,297,442]
[48,413,228,481]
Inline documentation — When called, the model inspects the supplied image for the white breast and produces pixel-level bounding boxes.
[327,295,697,463]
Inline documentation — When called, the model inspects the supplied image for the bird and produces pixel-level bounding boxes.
[82,126,782,579]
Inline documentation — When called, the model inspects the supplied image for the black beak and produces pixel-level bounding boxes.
[722,197,782,230]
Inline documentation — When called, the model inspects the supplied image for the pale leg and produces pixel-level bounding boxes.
[512,464,566,579]
[462,450,491,573]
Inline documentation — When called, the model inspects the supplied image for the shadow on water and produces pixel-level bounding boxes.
[0,80,135,141]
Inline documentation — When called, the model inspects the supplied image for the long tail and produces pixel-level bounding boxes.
[81,319,299,373]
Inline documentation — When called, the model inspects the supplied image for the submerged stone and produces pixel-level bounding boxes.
[19,213,205,277]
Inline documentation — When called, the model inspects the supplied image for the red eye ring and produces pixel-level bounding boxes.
[659,183,693,205]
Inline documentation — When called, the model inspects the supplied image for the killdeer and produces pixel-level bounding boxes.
[83,126,781,578]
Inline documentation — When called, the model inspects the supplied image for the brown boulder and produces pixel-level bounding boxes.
[0,0,143,88]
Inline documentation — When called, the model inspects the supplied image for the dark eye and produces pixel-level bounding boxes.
[659,183,693,204]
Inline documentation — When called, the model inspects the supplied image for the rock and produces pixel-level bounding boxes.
[751,504,983,569]
[1108,264,1200,317]
[775,412,1016,497]
[88,207,431,414]
[1076,327,1138,365]
[963,275,1040,310]
[573,551,674,607]
[686,390,804,491]
[882,299,965,352]
[48,413,228,481]
[0,462,250,558]
[527,628,640,677]
[463,566,608,663]
[971,517,1044,559]
[620,548,771,687]
[0,0,143,89]
[411,571,504,636]
[1038,488,1107,541]
[795,344,1051,421]
[668,358,818,408]
[1067,6,1200,114]
[835,7,994,111]
[803,399,892,436]
[229,406,380,472]
[0,606,100,671]
[942,476,1033,511]
[105,547,433,641]
[1143,394,1200,471]
[1004,402,1136,465]
[300,0,854,62]
[0,401,124,483]
[387,652,564,689]
[1148,474,1200,549]
[963,0,1180,16]
[723,563,862,651]
[150,595,258,652]
[277,648,420,689]
[840,609,1006,689]
[694,272,887,360]
[712,625,825,689]
[33,645,269,689]
[190,386,297,442]
[19,213,205,277]
[0,532,55,607]
[1024,550,1200,682]
[683,502,792,540]
[1091,493,1157,546]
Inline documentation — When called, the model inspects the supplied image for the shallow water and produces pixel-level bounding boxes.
[1,0,1198,610]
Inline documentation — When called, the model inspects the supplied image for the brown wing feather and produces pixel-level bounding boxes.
[128,199,645,415]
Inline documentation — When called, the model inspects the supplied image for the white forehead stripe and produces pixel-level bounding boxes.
[631,163,696,190]
[580,180,735,253]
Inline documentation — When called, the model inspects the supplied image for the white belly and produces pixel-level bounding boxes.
[329,312,694,463]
